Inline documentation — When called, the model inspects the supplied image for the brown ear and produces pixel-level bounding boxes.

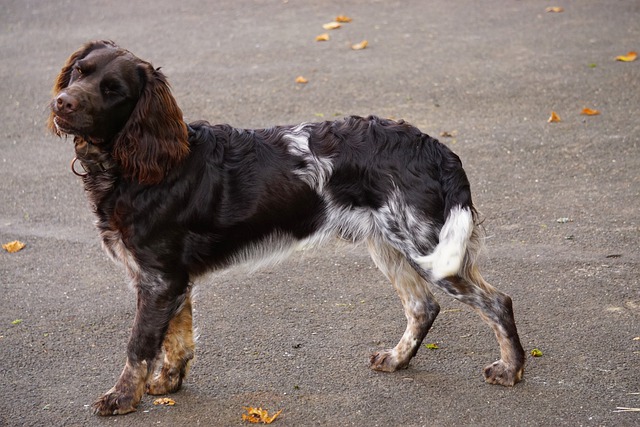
[47,40,115,135]
[112,64,189,185]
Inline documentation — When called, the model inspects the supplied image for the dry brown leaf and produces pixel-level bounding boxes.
[545,6,564,13]
[315,33,330,42]
[351,40,368,50]
[335,15,353,23]
[581,108,600,116]
[295,76,308,84]
[322,22,341,30]
[153,397,176,406]
[548,111,561,123]
[615,51,638,62]
[2,240,26,253]
[242,407,283,424]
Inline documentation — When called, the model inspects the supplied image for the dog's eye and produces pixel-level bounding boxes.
[73,65,84,78]
[102,82,122,97]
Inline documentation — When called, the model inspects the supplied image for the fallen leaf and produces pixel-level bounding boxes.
[315,33,330,42]
[425,343,439,350]
[153,397,176,406]
[440,130,458,138]
[633,336,640,341]
[242,407,283,424]
[545,6,564,13]
[615,51,637,62]
[351,40,368,50]
[548,111,561,123]
[295,76,308,84]
[335,15,353,23]
[2,240,26,253]
[530,348,543,357]
[556,217,573,223]
[322,22,341,30]
[11,319,23,325]
[581,108,600,116]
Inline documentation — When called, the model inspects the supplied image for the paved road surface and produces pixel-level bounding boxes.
[1,0,638,426]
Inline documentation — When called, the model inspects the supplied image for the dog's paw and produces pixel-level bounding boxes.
[146,368,184,396]
[369,350,409,372]
[483,360,524,386]
[91,388,137,416]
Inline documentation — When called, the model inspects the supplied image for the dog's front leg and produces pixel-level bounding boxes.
[146,293,195,395]
[92,281,187,416]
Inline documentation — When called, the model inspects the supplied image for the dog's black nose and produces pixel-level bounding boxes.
[55,92,78,113]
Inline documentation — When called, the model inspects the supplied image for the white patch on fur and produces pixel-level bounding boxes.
[413,206,473,280]
[372,186,437,260]
[304,193,377,249]
[101,229,141,284]
[284,124,333,191]
[228,231,301,273]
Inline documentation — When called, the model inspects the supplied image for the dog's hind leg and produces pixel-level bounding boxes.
[367,238,440,372]
[146,290,195,395]
[409,205,525,385]
[437,264,525,386]
[419,225,525,386]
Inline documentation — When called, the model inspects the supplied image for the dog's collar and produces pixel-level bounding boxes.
[71,139,117,178]
[71,156,117,177]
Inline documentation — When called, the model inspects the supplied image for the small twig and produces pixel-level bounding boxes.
[613,407,640,413]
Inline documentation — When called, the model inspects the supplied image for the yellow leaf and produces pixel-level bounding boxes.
[545,6,564,13]
[580,108,600,116]
[295,76,308,84]
[530,348,543,357]
[2,240,26,253]
[315,33,330,42]
[335,15,353,23]
[153,397,176,406]
[242,407,283,424]
[351,40,368,50]
[322,22,341,30]
[615,51,637,62]
[548,111,561,123]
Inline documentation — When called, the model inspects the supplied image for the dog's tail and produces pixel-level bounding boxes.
[413,143,476,280]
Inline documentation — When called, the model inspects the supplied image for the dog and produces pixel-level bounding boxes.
[48,40,525,415]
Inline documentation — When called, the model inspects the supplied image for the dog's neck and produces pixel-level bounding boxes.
[73,137,118,175]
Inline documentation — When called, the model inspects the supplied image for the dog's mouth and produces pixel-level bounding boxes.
[53,115,81,136]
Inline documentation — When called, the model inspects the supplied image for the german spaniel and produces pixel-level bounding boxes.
[48,40,525,416]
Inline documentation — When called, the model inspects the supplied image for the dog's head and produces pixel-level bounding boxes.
[48,40,189,184]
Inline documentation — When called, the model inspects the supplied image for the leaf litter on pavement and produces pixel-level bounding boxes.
[242,406,283,424]
[2,240,26,253]
[615,51,637,62]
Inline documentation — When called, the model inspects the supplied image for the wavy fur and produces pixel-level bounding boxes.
[49,41,525,417]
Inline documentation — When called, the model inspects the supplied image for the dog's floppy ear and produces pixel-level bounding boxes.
[112,63,189,185]
[48,40,115,135]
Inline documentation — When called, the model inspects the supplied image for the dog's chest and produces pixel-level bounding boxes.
[100,227,141,281]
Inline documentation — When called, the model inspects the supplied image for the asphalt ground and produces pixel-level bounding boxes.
[1,0,639,426]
